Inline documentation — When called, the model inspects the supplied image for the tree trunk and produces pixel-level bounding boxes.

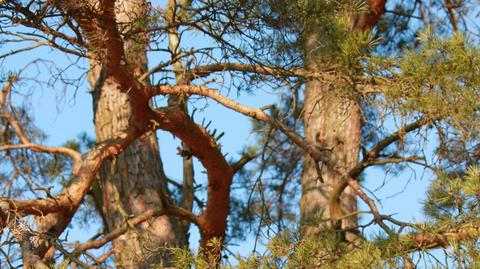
[88,1,186,267]
[300,30,361,240]
[300,0,387,241]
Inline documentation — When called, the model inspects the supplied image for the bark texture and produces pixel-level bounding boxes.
[88,1,186,267]
[300,69,361,238]
[300,10,361,239]
[300,0,387,240]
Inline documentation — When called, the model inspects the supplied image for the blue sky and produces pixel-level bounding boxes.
[3,46,435,262]
[0,1,444,266]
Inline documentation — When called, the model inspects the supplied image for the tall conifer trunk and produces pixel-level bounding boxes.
[300,0,386,240]
[88,1,186,267]
[300,77,361,238]
[300,14,361,239]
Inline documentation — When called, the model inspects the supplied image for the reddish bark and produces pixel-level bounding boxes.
[151,107,233,254]
[74,1,234,257]
[354,0,388,30]
[24,5,151,254]
[2,125,149,258]
[38,1,235,262]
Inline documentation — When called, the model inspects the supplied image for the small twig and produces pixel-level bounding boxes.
[231,152,259,174]
[348,180,394,236]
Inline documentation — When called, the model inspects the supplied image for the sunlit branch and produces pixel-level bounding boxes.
[148,84,331,164]
[397,220,480,252]
[150,107,232,258]
[370,156,424,166]
[148,85,270,121]
[184,62,322,81]
[95,250,114,264]
[231,151,259,174]
[0,42,43,60]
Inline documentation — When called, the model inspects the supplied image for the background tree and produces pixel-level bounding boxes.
[232,0,480,267]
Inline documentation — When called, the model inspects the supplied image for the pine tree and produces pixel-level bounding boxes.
[0,0,479,268]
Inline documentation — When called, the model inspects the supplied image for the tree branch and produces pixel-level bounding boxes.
[330,116,439,227]
[444,0,459,32]
[147,84,330,164]
[150,107,233,254]
[1,80,82,162]
[231,152,259,174]
[74,207,198,254]
[0,131,143,217]
[350,115,438,178]
[183,62,323,81]
[397,220,480,253]
[348,180,393,235]
[148,85,270,121]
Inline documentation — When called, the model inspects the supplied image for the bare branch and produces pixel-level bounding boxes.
[444,0,459,32]
[52,241,95,269]
[231,152,259,174]
[0,32,87,59]
[350,115,439,178]
[149,85,269,121]
[74,207,199,253]
[1,81,82,162]
[330,116,440,227]
[370,156,424,166]
[0,42,44,60]
[348,180,393,235]
[184,62,317,81]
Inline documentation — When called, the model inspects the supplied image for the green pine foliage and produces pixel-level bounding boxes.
[230,2,480,268]
[369,30,480,135]
[424,165,480,222]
